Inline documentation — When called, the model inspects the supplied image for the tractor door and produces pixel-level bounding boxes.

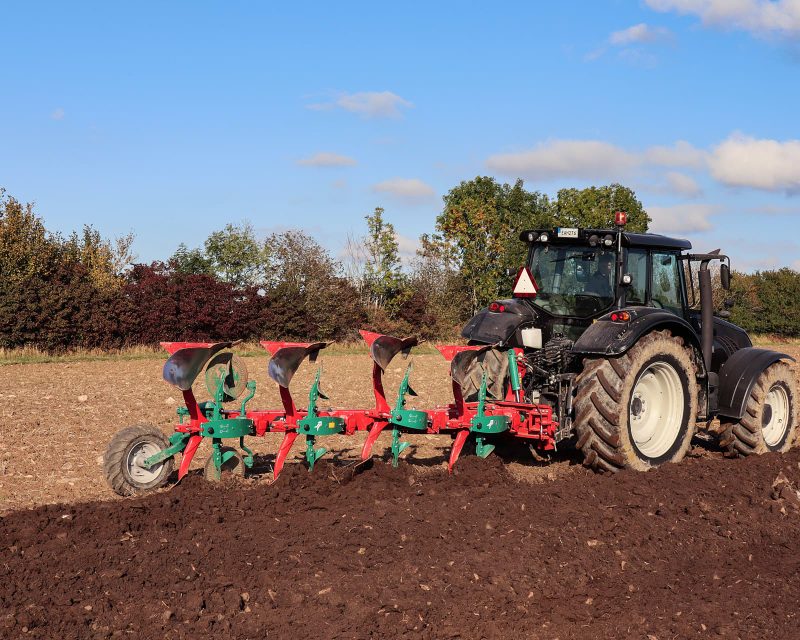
[623,249,687,319]
[650,251,687,317]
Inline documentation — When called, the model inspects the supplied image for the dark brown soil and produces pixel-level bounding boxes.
[4,451,800,639]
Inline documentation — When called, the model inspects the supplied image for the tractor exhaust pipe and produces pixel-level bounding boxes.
[698,260,713,373]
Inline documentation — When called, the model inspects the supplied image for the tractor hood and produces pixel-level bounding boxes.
[461,298,537,346]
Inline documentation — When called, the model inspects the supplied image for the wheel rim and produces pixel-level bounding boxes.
[763,383,790,447]
[629,361,685,459]
[126,440,166,484]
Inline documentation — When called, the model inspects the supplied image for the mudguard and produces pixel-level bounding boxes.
[461,299,537,346]
[717,348,795,420]
[572,307,702,359]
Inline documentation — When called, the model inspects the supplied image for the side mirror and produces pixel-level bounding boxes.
[720,264,731,290]
[506,267,517,277]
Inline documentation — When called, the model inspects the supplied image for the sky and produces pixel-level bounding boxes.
[2,0,800,272]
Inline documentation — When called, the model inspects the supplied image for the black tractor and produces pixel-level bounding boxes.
[461,217,798,471]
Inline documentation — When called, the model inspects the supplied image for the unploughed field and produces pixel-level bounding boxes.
[2,348,800,639]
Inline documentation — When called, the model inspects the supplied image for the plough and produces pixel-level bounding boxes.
[104,329,555,495]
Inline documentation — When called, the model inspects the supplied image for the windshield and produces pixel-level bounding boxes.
[528,244,616,318]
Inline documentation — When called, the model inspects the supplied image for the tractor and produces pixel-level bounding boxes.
[460,212,798,471]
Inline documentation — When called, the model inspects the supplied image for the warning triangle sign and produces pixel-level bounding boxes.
[513,267,538,298]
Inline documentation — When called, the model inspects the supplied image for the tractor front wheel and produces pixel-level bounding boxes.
[574,330,698,472]
[104,425,174,496]
[720,362,798,457]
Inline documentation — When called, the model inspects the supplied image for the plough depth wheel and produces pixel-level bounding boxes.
[104,424,174,496]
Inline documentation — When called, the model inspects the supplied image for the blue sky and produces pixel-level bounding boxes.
[2,1,799,271]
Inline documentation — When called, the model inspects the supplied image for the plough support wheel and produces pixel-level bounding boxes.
[104,424,175,496]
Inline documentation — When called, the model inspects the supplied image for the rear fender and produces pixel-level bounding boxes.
[572,307,702,363]
[572,307,700,368]
[717,348,795,420]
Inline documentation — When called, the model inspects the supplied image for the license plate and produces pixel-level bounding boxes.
[557,227,579,238]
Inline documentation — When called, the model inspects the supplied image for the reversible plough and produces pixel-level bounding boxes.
[106,329,557,494]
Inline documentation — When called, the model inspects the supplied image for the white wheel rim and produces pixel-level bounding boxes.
[126,440,165,484]
[629,361,684,459]
[763,383,790,447]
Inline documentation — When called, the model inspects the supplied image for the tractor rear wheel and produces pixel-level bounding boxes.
[104,424,174,496]
[574,330,698,472]
[460,347,509,402]
[720,361,798,457]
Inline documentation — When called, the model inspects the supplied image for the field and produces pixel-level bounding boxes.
[3,348,800,638]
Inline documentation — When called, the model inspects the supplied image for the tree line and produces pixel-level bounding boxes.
[0,183,797,351]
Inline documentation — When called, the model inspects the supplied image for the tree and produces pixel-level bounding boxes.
[363,207,404,309]
[204,221,269,286]
[0,188,61,284]
[266,230,364,340]
[553,184,650,232]
[64,225,136,292]
[170,243,214,276]
[429,178,651,312]
[430,177,553,312]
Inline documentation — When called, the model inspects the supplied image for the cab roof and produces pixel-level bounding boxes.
[519,228,692,251]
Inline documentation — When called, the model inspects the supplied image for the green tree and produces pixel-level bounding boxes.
[64,225,135,292]
[204,221,269,286]
[429,177,553,311]
[553,184,650,232]
[0,188,61,284]
[363,207,404,309]
[170,243,214,276]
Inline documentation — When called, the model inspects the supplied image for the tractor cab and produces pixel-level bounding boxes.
[523,227,694,322]
[462,224,700,347]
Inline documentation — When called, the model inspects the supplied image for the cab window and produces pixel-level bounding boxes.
[625,249,648,305]
[651,252,683,315]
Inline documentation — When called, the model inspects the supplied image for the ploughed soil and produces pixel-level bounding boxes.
[4,451,800,639]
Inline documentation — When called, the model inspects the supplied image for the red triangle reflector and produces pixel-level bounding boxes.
[513,267,538,298]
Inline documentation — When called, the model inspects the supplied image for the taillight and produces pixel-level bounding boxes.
[489,302,506,312]
[610,311,631,322]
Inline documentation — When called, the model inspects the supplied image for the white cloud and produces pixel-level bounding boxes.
[609,23,674,45]
[308,91,413,119]
[709,133,800,192]
[372,178,436,200]
[395,232,421,258]
[486,140,638,181]
[297,152,357,167]
[645,0,800,37]
[648,203,719,233]
[50,107,65,121]
[665,171,703,197]
[487,134,800,196]
[645,140,708,168]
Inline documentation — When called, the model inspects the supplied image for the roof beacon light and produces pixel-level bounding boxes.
[615,211,627,226]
